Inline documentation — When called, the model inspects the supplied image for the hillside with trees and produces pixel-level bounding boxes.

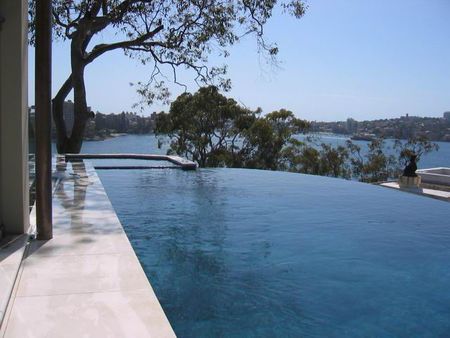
[311,115,450,142]
[156,86,439,183]
[85,112,155,140]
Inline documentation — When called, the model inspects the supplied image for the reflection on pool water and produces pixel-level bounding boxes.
[98,168,450,338]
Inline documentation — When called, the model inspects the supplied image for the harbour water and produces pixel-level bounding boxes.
[71,134,450,169]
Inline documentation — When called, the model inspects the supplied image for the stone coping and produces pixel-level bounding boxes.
[417,167,450,187]
[0,235,29,331]
[1,161,175,337]
[380,182,450,202]
[65,153,197,170]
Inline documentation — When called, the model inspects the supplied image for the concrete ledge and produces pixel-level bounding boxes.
[0,235,29,331]
[417,167,450,187]
[65,153,197,170]
[380,182,450,202]
[2,161,175,337]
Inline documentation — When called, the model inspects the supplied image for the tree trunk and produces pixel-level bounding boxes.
[52,35,90,154]
[52,75,72,153]
[66,60,88,153]
[58,34,90,154]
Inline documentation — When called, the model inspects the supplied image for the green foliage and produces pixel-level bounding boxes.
[317,144,351,178]
[393,136,440,166]
[346,137,439,183]
[283,140,351,178]
[29,0,307,102]
[346,139,398,183]
[239,109,309,170]
[155,86,256,167]
[158,88,440,183]
[28,0,307,153]
[155,87,311,169]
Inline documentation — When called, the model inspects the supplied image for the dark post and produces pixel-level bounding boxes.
[35,0,52,239]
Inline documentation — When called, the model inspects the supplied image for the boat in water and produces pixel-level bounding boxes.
[351,133,376,141]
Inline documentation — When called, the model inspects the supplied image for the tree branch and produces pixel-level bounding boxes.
[85,24,164,63]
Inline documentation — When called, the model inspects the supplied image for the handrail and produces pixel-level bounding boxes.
[64,153,197,170]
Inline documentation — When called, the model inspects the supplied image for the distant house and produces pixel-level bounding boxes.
[63,100,74,136]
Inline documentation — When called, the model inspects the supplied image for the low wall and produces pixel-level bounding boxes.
[417,167,450,187]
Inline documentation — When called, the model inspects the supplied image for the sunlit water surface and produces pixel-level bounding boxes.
[98,168,450,338]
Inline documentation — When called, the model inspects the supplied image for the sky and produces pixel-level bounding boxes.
[28,0,450,121]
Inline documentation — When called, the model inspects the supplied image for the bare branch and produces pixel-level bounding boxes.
[85,24,164,63]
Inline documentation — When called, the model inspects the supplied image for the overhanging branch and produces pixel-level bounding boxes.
[85,24,164,63]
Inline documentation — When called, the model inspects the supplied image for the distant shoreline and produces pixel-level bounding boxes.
[84,132,129,142]
[84,132,450,143]
[312,116,450,142]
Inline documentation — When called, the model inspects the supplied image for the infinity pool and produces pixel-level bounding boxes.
[98,168,450,337]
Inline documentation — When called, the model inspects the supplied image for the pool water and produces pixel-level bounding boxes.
[98,168,450,338]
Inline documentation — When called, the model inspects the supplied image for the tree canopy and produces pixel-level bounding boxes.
[28,0,307,153]
[156,87,440,183]
[155,85,256,167]
[156,86,310,169]
[239,109,309,170]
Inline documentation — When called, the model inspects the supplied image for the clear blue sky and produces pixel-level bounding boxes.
[28,0,450,121]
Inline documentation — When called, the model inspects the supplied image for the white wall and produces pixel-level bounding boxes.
[0,0,29,234]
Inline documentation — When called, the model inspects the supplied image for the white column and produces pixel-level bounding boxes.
[0,0,29,234]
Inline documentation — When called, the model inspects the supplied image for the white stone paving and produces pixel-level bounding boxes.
[2,161,175,338]
[380,182,450,202]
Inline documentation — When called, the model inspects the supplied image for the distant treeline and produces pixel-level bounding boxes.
[84,112,155,140]
[311,116,450,142]
[29,111,156,142]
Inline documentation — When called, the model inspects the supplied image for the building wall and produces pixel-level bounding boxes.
[0,0,29,234]
[63,100,75,136]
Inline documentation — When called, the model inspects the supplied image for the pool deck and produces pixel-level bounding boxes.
[65,153,197,170]
[380,182,450,202]
[0,161,175,337]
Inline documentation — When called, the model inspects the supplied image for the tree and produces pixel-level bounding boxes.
[346,138,397,183]
[155,86,256,167]
[240,109,309,170]
[28,0,307,153]
[316,143,351,178]
[393,136,439,167]
[283,140,350,178]
[156,88,441,182]
[283,139,320,174]
[156,88,309,169]
[346,137,440,183]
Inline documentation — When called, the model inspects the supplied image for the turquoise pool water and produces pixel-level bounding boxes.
[98,168,450,337]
